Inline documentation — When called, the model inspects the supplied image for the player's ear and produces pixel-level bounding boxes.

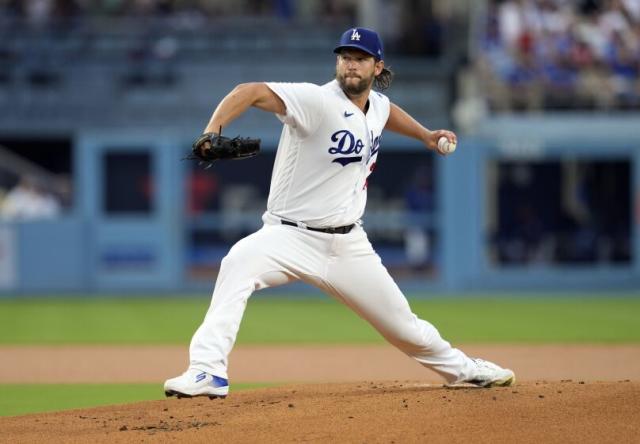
[374,60,384,76]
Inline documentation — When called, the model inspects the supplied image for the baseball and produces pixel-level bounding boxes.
[438,136,456,154]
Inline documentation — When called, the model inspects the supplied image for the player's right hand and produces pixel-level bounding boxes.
[426,130,457,155]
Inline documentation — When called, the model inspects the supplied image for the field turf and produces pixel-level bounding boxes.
[0,294,638,344]
[0,383,271,417]
[1,294,638,416]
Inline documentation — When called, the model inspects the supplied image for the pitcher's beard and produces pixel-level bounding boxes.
[337,72,374,96]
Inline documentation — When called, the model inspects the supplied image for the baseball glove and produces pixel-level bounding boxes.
[186,127,261,169]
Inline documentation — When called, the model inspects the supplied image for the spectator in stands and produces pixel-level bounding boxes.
[477,0,640,111]
[606,29,640,106]
[0,175,61,221]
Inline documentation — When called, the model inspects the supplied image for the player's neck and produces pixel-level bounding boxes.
[345,88,372,113]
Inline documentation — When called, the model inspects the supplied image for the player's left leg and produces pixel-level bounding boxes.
[166,221,328,398]
[322,226,514,386]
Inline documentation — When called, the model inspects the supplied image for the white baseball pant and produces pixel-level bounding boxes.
[189,212,476,383]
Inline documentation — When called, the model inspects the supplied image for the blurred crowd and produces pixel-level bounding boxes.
[477,0,640,111]
[0,0,453,98]
[0,0,355,23]
[0,0,451,56]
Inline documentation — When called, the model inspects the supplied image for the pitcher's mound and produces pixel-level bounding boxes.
[1,380,638,443]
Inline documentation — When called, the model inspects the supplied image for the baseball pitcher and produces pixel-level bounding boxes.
[165,27,515,399]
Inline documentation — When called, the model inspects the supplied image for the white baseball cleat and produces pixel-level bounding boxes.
[450,358,516,388]
[164,368,229,399]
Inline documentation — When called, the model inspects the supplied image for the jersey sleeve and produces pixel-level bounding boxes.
[265,82,325,137]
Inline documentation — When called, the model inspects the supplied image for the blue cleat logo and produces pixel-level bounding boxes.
[211,375,229,388]
[195,372,207,383]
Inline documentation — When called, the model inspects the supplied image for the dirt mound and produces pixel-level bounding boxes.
[3,344,640,383]
[1,381,638,443]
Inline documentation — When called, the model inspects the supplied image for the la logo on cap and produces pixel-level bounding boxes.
[350,29,361,41]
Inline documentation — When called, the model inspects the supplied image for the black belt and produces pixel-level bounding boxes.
[281,220,355,234]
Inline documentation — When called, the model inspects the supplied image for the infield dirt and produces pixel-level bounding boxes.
[1,344,640,442]
[1,380,639,443]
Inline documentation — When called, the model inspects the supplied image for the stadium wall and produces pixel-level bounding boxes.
[0,115,638,295]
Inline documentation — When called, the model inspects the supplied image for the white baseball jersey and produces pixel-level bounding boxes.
[265,80,391,227]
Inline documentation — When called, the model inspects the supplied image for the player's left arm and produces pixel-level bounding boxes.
[203,83,286,134]
[384,102,456,155]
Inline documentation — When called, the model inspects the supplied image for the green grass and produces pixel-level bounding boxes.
[0,294,638,344]
[0,295,638,417]
[0,383,271,417]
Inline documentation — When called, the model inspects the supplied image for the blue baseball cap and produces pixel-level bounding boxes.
[334,27,384,60]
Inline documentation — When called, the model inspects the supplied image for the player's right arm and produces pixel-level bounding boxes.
[385,102,456,155]
[203,83,286,134]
